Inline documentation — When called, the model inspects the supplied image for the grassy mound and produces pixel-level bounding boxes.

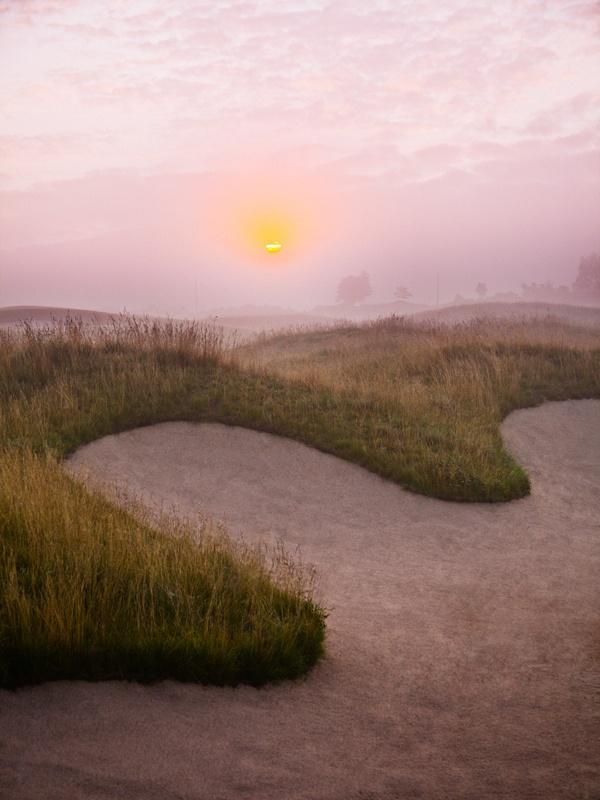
[0,451,323,688]
[241,315,600,501]
[0,319,325,688]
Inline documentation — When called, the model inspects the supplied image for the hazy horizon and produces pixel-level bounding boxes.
[1,1,599,315]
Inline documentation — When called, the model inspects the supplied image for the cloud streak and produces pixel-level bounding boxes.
[1,0,598,184]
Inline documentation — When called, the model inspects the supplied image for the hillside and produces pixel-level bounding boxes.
[312,299,430,320]
[0,305,116,328]
[0,305,336,339]
[414,301,600,327]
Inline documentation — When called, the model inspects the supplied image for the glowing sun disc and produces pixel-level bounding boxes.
[265,242,283,253]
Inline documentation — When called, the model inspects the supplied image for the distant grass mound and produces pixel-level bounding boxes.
[414,301,600,327]
[1,313,599,687]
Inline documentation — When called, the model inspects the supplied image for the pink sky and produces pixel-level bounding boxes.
[1,0,599,313]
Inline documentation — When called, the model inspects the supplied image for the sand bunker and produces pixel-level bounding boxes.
[2,400,599,799]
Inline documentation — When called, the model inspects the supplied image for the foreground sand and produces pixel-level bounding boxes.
[2,400,599,799]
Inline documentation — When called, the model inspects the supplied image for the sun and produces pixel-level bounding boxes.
[235,206,295,258]
[203,167,339,265]
[265,241,283,253]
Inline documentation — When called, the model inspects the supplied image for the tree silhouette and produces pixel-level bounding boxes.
[394,286,412,300]
[475,282,487,299]
[336,271,372,305]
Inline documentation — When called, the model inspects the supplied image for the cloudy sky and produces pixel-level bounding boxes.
[1,0,599,313]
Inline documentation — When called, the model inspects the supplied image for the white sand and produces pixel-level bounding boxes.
[2,400,599,799]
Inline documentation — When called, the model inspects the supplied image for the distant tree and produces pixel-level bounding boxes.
[336,271,372,305]
[453,293,466,305]
[394,286,412,300]
[573,253,600,299]
[475,282,487,299]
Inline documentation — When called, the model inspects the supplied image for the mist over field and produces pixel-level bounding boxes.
[1,1,599,315]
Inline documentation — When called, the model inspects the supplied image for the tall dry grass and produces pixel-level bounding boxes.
[0,317,324,688]
[0,449,323,688]
[239,315,600,500]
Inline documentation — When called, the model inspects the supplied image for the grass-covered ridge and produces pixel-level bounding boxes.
[0,319,325,688]
[1,313,599,687]
[242,315,600,501]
